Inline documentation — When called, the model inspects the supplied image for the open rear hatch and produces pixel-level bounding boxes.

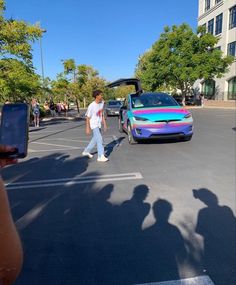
[107,78,143,94]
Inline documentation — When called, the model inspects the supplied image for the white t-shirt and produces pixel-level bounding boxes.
[86,101,104,129]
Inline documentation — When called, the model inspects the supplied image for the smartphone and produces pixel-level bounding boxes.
[0,103,29,158]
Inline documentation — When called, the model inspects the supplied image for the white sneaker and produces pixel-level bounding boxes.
[97,155,109,162]
[82,151,93,158]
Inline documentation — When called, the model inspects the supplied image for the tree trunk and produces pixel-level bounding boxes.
[75,98,80,114]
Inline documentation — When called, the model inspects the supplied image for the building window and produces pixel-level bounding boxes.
[215,0,221,4]
[205,0,211,12]
[227,41,236,56]
[228,77,236,100]
[202,79,215,99]
[215,13,223,35]
[229,5,236,29]
[208,19,214,34]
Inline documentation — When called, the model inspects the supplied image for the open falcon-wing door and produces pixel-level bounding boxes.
[107,78,143,95]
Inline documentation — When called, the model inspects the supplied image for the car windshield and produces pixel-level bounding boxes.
[131,93,178,108]
[107,101,122,106]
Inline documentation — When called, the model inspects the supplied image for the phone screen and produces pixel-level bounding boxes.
[0,103,29,158]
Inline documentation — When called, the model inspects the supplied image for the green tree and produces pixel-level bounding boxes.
[61,59,106,112]
[0,59,40,102]
[0,0,43,103]
[135,23,233,98]
[51,73,70,102]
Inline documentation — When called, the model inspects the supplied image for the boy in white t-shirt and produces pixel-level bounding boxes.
[82,90,108,162]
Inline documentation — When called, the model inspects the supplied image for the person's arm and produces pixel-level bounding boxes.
[102,108,107,132]
[85,105,92,135]
[0,145,23,285]
[86,116,91,135]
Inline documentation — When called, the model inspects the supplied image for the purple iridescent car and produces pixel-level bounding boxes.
[107,78,193,144]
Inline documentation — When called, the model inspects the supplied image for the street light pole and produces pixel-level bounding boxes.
[39,29,46,97]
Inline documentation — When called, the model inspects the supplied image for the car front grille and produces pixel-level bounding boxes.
[149,133,184,139]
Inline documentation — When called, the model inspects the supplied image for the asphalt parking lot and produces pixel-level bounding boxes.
[2,108,236,285]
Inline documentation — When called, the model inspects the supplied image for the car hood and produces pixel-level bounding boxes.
[132,107,190,121]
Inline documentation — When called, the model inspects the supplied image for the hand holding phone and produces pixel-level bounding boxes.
[0,145,18,168]
[0,103,29,159]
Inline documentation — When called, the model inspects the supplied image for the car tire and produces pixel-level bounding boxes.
[183,135,192,141]
[127,123,136,144]
[118,117,124,133]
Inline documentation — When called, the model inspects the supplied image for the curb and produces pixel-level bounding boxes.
[185,106,236,110]
[41,115,85,122]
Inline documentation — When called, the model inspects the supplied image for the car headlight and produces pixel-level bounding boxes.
[133,116,149,121]
[184,113,192,119]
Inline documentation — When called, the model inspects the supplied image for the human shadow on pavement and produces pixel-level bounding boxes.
[2,153,89,227]
[139,199,187,284]
[8,176,188,285]
[193,188,236,285]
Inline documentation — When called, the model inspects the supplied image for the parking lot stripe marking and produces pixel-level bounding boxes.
[56,138,90,143]
[30,141,81,149]
[15,193,61,230]
[28,147,84,153]
[5,172,143,190]
[135,275,215,285]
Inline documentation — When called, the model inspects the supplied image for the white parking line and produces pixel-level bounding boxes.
[5,172,143,190]
[28,147,83,153]
[56,138,90,143]
[28,136,122,153]
[30,141,80,148]
[15,193,61,230]
[135,275,215,285]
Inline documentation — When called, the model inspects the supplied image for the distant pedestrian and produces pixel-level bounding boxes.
[56,102,62,116]
[82,90,108,162]
[49,99,56,117]
[31,98,40,127]
[43,100,50,115]
[199,93,204,107]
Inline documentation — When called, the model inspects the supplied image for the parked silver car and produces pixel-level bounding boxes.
[104,100,122,116]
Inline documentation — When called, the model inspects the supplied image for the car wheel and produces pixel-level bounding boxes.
[118,117,124,133]
[127,123,136,144]
[183,135,192,141]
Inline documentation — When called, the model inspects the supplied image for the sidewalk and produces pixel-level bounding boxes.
[187,100,235,109]
[41,109,85,123]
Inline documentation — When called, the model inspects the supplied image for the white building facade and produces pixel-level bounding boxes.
[198,0,236,100]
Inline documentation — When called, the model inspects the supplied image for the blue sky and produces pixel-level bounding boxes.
[5,0,198,82]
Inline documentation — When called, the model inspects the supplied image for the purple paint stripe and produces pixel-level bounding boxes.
[133,122,190,128]
[133,108,188,115]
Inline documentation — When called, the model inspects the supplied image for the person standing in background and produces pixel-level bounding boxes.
[200,93,205,107]
[31,98,40,127]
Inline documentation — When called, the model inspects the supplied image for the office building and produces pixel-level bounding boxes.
[197,0,236,100]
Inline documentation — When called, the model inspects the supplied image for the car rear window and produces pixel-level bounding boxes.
[107,101,122,106]
[131,93,178,108]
